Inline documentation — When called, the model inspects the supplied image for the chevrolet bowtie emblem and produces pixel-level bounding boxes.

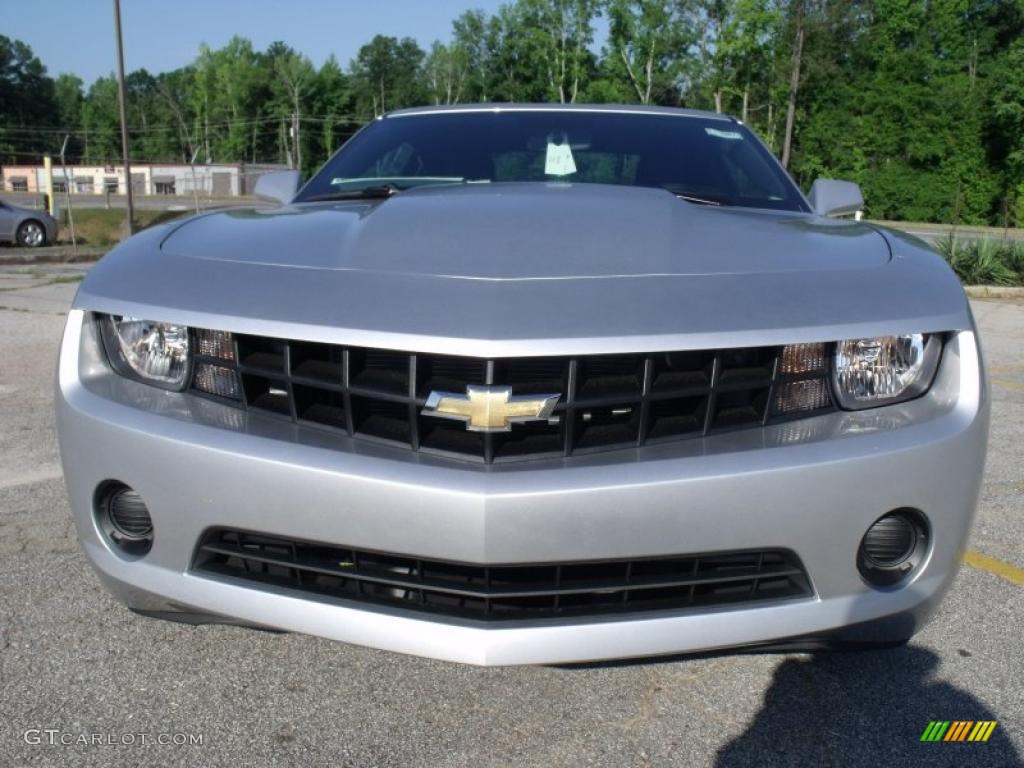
[422,386,561,432]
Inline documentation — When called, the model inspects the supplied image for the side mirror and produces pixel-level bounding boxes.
[254,170,302,205]
[808,178,864,218]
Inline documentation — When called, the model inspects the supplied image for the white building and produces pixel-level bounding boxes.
[1,163,286,197]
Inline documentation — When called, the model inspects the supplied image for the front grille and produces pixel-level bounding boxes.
[189,331,835,464]
[193,529,813,623]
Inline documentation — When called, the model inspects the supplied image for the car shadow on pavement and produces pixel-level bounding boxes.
[713,645,1019,767]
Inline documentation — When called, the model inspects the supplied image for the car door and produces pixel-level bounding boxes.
[0,201,13,240]
[0,201,13,241]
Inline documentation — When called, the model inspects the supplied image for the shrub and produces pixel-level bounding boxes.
[935,235,1024,286]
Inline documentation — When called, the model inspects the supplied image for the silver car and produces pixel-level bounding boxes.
[56,105,988,665]
[0,198,58,247]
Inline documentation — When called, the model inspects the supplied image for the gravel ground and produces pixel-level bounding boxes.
[0,266,1021,767]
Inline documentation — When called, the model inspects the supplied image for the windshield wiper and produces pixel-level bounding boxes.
[302,184,402,202]
[661,186,732,207]
[675,193,723,206]
[303,176,482,203]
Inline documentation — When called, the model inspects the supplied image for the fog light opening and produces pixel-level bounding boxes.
[95,482,153,557]
[858,509,928,587]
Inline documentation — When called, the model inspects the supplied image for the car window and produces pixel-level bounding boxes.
[493,150,640,185]
[298,111,808,212]
[367,142,418,177]
[719,139,791,200]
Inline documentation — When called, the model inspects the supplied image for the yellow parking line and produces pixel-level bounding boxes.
[964,550,1024,586]
[991,378,1024,391]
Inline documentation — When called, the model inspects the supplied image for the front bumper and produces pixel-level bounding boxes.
[57,311,988,665]
[44,215,58,245]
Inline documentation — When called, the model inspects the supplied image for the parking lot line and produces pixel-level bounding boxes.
[992,378,1024,391]
[964,549,1024,586]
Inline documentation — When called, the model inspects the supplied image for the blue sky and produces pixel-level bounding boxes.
[6,0,572,85]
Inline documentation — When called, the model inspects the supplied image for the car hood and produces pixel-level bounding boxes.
[159,183,889,279]
[78,183,969,355]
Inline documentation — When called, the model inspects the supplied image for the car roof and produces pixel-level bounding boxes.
[385,103,736,122]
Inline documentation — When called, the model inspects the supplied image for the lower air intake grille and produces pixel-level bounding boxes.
[193,529,813,622]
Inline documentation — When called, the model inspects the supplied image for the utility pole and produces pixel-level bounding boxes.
[113,0,135,234]
[43,156,55,216]
[189,146,201,216]
[59,135,77,252]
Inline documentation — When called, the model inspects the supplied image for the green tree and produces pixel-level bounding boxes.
[987,36,1024,224]
[273,47,316,169]
[603,0,699,104]
[518,0,600,103]
[81,76,121,163]
[311,55,353,160]
[53,73,83,127]
[712,0,778,120]
[486,4,547,101]
[350,35,426,116]
[424,41,469,105]
[155,67,200,163]
[452,10,493,101]
[52,73,85,160]
[0,36,58,162]
[212,37,263,161]
[790,0,1010,222]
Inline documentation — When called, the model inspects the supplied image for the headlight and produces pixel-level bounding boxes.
[833,334,942,409]
[100,316,191,390]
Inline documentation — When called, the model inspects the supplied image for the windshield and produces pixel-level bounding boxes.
[296,110,809,212]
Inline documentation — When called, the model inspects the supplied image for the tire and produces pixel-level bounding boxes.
[16,220,46,247]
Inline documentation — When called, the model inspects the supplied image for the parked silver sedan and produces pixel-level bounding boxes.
[0,198,58,246]
[56,105,988,665]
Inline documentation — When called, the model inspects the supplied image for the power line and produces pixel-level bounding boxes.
[0,114,372,137]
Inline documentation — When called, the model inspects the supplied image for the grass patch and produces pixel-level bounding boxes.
[56,208,188,246]
[935,236,1024,286]
[44,274,85,285]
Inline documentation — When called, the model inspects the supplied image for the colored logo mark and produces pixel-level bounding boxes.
[921,721,997,742]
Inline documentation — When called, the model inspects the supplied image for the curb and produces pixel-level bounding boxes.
[964,286,1024,299]
[0,247,106,267]
[872,221,1024,240]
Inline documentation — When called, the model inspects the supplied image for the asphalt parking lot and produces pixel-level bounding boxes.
[0,264,1021,767]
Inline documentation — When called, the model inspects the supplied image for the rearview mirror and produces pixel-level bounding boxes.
[808,179,864,218]
[254,170,302,205]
